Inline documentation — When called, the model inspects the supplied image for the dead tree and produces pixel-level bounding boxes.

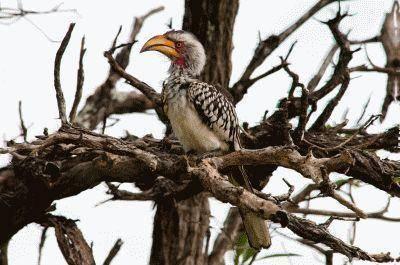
[0,1,399,265]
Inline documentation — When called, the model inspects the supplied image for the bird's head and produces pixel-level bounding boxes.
[140,30,206,77]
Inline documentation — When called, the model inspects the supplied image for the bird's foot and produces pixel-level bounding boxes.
[197,149,225,160]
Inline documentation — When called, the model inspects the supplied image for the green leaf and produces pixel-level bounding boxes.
[257,253,301,261]
[241,248,257,264]
[334,178,348,187]
[234,233,248,265]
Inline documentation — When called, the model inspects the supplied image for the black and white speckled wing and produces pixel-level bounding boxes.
[186,81,240,151]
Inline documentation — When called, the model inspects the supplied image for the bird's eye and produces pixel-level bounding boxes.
[176,42,183,48]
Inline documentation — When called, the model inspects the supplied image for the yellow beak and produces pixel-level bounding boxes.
[140,34,180,59]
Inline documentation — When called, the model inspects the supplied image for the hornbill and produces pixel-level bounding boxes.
[141,30,271,249]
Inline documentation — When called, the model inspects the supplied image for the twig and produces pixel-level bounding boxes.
[311,11,357,101]
[230,41,295,103]
[349,36,380,45]
[310,77,349,131]
[319,170,368,219]
[69,37,86,124]
[286,213,395,262]
[54,23,75,125]
[272,178,295,203]
[75,6,164,129]
[231,0,345,104]
[96,182,156,206]
[104,48,162,112]
[18,101,28,142]
[305,115,381,152]
[289,196,399,221]
[103,239,123,265]
[355,94,371,125]
[319,216,360,229]
[350,65,400,76]
[307,44,339,93]
[37,227,48,265]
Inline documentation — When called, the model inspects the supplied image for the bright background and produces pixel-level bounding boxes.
[1,0,399,264]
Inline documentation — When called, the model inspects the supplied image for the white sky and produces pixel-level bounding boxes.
[1,0,399,264]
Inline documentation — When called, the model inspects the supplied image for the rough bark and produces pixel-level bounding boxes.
[182,0,239,89]
[150,193,210,265]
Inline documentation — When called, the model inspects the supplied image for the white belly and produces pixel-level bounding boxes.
[166,93,228,153]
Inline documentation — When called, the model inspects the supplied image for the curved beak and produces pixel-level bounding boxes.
[140,34,180,59]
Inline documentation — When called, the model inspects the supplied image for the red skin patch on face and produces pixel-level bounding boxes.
[174,57,185,66]
[173,41,185,67]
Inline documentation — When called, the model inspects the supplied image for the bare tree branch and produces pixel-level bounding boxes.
[37,227,48,265]
[69,37,86,124]
[103,239,123,265]
[75,6,164,129]
[231,0,346,103]
[54,23,75,125]
[39,215,95,265]
[286,214,395,262]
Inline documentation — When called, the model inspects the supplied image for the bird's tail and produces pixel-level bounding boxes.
[237,166,271,249]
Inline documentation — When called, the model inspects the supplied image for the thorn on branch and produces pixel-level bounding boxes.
[18,101,28,142]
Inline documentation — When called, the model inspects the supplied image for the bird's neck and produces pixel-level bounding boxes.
[168,64,196,84]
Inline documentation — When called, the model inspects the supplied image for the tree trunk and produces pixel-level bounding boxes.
[182,0,239,89]
[149,193,210,265]
[149,1,239,264]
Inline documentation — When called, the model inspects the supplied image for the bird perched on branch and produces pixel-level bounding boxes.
[141,30,271,249]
